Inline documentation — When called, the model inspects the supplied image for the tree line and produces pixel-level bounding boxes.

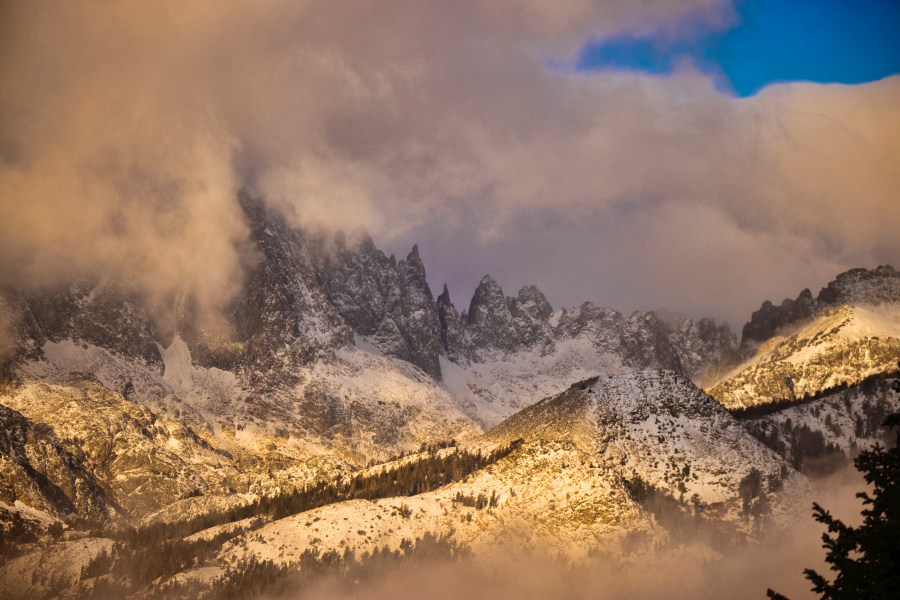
[72,439,523,598]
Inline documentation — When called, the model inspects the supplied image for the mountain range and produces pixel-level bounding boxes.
[1,193,898,599]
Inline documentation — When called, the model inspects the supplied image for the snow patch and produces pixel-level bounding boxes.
[157,335,193,394]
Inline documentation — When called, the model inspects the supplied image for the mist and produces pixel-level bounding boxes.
[1,2,897,324]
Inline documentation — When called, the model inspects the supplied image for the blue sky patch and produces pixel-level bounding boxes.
[576,0,900,96]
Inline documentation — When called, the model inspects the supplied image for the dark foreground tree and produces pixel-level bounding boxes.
[767,409,900,599]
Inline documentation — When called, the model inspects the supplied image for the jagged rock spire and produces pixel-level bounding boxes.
[436,283,471,364]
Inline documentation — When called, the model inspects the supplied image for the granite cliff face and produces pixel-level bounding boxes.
[309,235,443,379]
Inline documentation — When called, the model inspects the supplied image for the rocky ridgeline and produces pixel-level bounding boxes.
[309,239,739,384]
[709,267,900,410]
[1,191,740,394]
[708,305,900,410]
[741,265,900,346]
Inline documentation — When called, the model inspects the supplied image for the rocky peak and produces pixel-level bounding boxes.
[404,244,423,272]
[507,285,554,349]
[513,285,553,322]
[389,245,442,379]
[437,283,450,305]
[229,192,353,384]
[466,276,521,354]
[467,276,506,321]
[396,245,430,305]
[308,229,395,337]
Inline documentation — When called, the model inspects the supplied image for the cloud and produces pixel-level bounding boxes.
[0,2,250,313]
[0,1,896,324]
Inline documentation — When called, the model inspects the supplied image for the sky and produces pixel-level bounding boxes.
[1,1,898,327]
[576,0,900,96]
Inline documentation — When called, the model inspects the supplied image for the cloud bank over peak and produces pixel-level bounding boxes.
[0,1,896,324]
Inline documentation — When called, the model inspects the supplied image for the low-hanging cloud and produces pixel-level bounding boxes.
[1,1,897,324]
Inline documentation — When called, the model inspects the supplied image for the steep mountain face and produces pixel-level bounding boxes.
[2,381,238,517]
[308,235,443,379]
[741,265,900,346]
[215,192,355,383]
[709,304,900,409]
[0,402,113,524]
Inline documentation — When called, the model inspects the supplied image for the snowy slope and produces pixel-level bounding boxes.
[741,377,900,474]
[487,371,807,517]
[708,304,900,409]
[439,340,629,428]
[1,327,480,525]
[0,537,114,600]
[204,371,806,580]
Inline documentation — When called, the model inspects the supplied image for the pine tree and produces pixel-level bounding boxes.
[768,410,900,599]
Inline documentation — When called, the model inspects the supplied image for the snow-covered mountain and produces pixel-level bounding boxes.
[215,372,807,570]
[0,191,897,599]
[1,370,813,599]
[740,265,900,349]
[308,232,740,427]
[708,267,900,410]
[0,194,482,530]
